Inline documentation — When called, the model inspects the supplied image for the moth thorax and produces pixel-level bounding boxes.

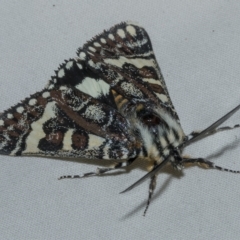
[134,107,185,161]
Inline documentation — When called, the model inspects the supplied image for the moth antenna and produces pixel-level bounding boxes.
[183,104,240,147]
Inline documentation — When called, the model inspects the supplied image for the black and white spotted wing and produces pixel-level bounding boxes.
[0,82,139,159]
[0,21,185,160]
[48,22,180,120]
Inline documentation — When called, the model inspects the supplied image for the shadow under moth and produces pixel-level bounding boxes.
[1,21,240,215]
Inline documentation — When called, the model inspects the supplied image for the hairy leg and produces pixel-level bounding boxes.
[182,157,240,173]
[143,161,158,216]
[187,124,240,141]
[58,157,137,180]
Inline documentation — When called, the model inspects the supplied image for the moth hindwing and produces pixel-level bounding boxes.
[1,21,240,215]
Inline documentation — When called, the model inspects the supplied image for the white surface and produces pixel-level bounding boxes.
[1,1,240,239]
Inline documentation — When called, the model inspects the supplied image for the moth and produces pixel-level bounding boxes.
[1,21,240,215]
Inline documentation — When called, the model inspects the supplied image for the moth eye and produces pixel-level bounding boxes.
[141,114,161,127]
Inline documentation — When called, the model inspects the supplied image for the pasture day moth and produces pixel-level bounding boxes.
[1,21,240,215]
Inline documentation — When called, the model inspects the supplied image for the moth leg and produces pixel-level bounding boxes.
[182,157,240,173]
[143,161,157,216]
[171,149,184,170]
[214,124,240,133]
[188,124,240,139]
[58,158,136,180]
[143,174,157,216]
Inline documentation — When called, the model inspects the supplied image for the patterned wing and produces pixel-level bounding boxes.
[48,22,179,120]
[0,21,181,160]
[0,79,138,159]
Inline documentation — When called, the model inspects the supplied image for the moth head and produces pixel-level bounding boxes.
[135,105,182,134]
[134,104,161,127]
[137,109,166,129]
[133,105,185,162]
